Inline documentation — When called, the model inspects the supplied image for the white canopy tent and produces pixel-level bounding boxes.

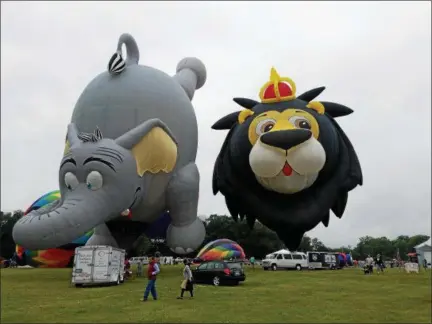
[414,238,432,267]
[265,249,295,259]
[414,238,431,250]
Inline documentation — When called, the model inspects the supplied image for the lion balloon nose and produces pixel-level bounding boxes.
[261,129,312,150]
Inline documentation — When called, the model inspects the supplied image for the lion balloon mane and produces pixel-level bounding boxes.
[212,68,363,250]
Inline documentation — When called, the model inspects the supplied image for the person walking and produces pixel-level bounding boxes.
[142,256,160,301]
[177,259,194,299]
[365,255,374,274]
[137,260,143,277]
[375,253,384,274]
[423,258,428,270]
[249,256,256,270]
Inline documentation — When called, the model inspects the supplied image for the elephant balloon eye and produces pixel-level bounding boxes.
[64,172,79,191]
[86,171,103,191]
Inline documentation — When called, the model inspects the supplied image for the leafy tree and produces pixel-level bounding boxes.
[297,235,312,252]
[130,234,152,256]
[311,237,329,251]
[0,210,24,259]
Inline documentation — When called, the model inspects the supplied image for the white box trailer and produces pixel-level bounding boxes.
[71,245,125,287]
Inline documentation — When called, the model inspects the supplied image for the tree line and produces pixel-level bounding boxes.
[1,210,429,261]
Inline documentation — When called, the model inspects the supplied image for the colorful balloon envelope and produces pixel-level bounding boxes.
[196,239,245,261]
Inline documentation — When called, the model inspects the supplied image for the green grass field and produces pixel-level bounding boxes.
[1,266,431,323]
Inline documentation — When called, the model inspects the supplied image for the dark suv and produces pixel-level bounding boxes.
[192,260,246,286]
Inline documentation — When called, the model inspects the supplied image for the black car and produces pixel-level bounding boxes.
[192,260,246,286]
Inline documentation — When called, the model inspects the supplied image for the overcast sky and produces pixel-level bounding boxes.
[1,1,431,247]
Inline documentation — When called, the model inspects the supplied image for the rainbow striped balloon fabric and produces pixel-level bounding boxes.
[24,190,61,215]
[16,190,94,267]
[196,239,245,261]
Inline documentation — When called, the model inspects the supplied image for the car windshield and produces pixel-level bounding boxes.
[226,262,242,269]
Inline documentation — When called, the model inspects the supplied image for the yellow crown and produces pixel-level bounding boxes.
[259,67,297,103]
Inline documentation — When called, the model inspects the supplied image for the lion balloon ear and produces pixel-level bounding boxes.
[321,102,354,118]
[115,119,178,176]
[297,87,326,102]
[212,97,258,130]
[306,101,325,115]
[233,97,259,109]
[238,109,254,124]
[212,111,241,130]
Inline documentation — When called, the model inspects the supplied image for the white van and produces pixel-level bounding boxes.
[262,249,308,271]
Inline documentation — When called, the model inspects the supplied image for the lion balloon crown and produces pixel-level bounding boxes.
[259,68,297,103]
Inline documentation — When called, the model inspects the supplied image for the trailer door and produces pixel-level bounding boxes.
[92,247,111,282]
[73,247,95,283]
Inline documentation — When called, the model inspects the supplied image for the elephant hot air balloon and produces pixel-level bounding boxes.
[12,33,207,255]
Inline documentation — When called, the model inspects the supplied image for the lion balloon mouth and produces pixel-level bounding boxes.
[282,162,293,176]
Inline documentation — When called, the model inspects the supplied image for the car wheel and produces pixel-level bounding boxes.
[212,276,221,286]
[263,267,268,271]
[271,264,277,271]
[296,264,302,271]
[116,276,120,285]
[75,284,83,288]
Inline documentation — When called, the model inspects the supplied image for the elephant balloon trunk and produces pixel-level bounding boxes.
[12,197,113,250]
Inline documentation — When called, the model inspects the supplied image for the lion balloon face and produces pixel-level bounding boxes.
[211,68,362,251]
[245,107,325,194]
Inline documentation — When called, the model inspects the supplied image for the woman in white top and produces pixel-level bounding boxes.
[177,259,194,299]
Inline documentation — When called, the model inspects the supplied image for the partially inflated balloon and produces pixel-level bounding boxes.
[196,239,245,261]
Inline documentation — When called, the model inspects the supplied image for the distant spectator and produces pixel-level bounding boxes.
[423,258,428,270]
[249,256,256,270]
[365,255,374,274]
[137,260,143,277]
[375,253,384,274]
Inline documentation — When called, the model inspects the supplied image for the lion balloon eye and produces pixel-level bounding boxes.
[86,171,103,191]
[289,116,311,130]
[256,119,276,136]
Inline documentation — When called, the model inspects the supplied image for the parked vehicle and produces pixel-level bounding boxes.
[129,256,149,265]
[71,245,125,287]
[262,249,308,271]
[307,251,341,270]
[192,260,246,286]
[174,257,184,265]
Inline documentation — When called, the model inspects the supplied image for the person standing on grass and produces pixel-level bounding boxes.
[365,255,374,274]
[375,253,384,274]
[177,259,194,299]
[137,260,143,277]
[423,258,428,270]
[250,256,256,270]
[142,256,160,302]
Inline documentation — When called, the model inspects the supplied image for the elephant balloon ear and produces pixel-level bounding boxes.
[115,119,178,176]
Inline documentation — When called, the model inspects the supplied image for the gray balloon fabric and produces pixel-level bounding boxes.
[13,33,206,255]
